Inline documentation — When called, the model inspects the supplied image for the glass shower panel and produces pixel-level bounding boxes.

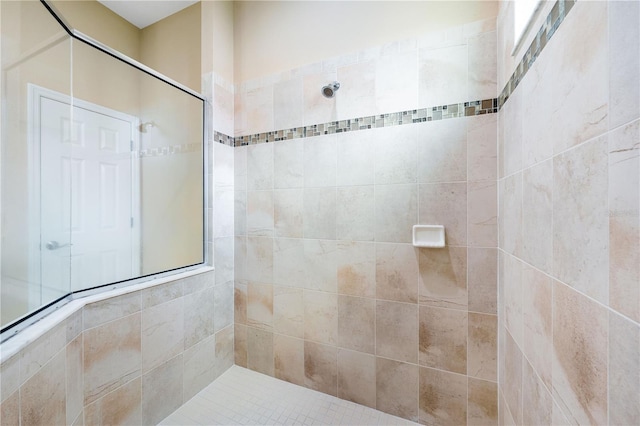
[1,0,72,327]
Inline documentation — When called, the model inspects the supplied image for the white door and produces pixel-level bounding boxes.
[37,92,139,299]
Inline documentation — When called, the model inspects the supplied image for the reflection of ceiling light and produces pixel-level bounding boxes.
[97,0,199,29]
[139,121,156,133]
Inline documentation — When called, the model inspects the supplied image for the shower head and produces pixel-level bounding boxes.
[321,81,340,98]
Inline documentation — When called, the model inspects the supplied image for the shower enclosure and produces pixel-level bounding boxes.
[0,0,206,338]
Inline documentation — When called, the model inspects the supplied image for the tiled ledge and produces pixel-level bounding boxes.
[214,97,498,148]
[0,266,214,362]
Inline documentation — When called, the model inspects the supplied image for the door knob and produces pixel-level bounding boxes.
[45,241,72,250]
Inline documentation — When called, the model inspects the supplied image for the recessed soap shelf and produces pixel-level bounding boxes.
[412,225,445,248]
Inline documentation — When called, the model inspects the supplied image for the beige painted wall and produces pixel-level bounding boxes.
[141,2,201,91]
[201,0,234,82]
[233,0,498,82]
[50,0,141,60]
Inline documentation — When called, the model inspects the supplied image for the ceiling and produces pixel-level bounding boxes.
[97,0,199,29]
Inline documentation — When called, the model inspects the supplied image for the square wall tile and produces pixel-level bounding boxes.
[419,246,467,309]
[376,300,418,363]
[304,290,338,345]
[274,334,304,386]
[419,366,467,426]
[274,139,304,189]
[338,349,376,409]
[467,313,497,381]
[374,125,418,185]
[417,119,467,184]
[304,341,337,396]
[337,295,375,354]
[375,184,417,243]
[304,134,337,188]
[376,243,419,304]
[376,357,419,422]
[419,306,467,375]
[419,183,467,246]
[337,131,375,186]
[336,186,375,241]
[468,378,498,426]
[337,241,376,298]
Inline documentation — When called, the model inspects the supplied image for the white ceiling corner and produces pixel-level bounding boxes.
[97,0,199,29]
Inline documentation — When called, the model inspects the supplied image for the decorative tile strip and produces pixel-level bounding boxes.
[213,131,235,147]
[498,0,575,109]
[228,98,497,147]
[139,142,201,158]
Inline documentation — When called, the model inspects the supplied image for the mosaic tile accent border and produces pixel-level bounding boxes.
[139,142,201,158]
[498,0,575,108]
[213,98,497,147]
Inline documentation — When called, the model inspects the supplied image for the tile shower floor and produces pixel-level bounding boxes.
[160,365,418,426]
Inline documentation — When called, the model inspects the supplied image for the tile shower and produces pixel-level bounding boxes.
[2,1,640,425]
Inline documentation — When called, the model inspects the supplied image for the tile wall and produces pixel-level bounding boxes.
[0,270,235,425]
[233,18,499,425]
[497,1,640,424]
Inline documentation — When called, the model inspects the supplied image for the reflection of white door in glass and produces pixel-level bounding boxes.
[39,95,140,297]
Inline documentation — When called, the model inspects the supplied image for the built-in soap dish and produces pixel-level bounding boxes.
[412,225,445,248]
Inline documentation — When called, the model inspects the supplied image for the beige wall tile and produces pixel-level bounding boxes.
[273,238,306,287]
[0,390,19,426]
[235,237,248,280]
[419,306,467,374]
[214,325,235,378]
[304,239,337,293]
[468,378,497,426]
[142,298,184,373]
[376,50,419,113]
[183,335,217,401]
[304,341,337,396]
[215,237,235,286]
[374,125,418,185]
[247,143,274,190]
[376,243,419,304]
[337,349,376,409]
[337,241,376,298]
[84,292,142,329]
[522,264,552,389]
[553,136,609,304]
[336,131,375,186]
[273,286,303,338]
[503,330,522,424]
[234,282,248,325]
[234,324,248,368]
[609,120,640,323]
[501,85,522,178]
[522,358,552,426]
[304,134,337,188]
[247,282,273,331]
[274,334,304,386]
[376,357,419,422]
[214,282,234,332]
[247,327,274,376]
[304,290,338,345]
[468,248,497,315]
[418,44,468,108]
[503,253,523,348]
[247,190,274,237]
[274,189,304,238]
[142,355,183,425]
[84,377,142,426]
[467,114,497,182]
[417,118,467,183]
[303,188,336,239]
[0,355,19,404]
[419,246,467,310]
[303,71,337,125]
[338,295,375,354]
[336,186,375,241]
[375,184,418,243]
[468,313,496,381]
[246,237,273,283]
[552,281,608,425]
[499,173,522,257]
[274,77,303,130]
[468,29,497,99]
[84,313,141,405]
[337,60,376,120]
[21,350,66,426]
[468,180,497,247]
[609,1,640,129]
[20,320,67,384]
[550,1,608,154]
[234,146,248,190]
[376,300,418,363]
[608,312,640,426]
[67,336,83,425]
[184,287,215,349]
[274,139,304,189]
[214,189,235,238]
[522,159,553,273]
[419,182,467,246]
[419,366,467,426]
